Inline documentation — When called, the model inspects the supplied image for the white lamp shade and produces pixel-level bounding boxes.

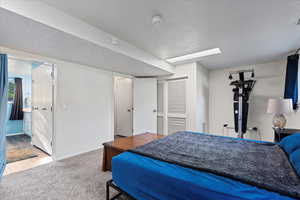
[267,98,293,114]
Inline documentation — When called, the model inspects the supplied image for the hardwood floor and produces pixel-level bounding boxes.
[4,134,52,176]
[6,134,31,150]
[4,147,52,176]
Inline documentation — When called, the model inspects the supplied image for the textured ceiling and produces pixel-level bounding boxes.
[40,0,300,68]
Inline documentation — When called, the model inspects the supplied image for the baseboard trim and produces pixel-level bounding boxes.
[55,146,104,161]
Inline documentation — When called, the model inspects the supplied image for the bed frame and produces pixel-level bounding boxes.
[106,179,136,200]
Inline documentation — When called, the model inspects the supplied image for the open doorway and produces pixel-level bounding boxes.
[4,56,54,175]
[114,75,133,138]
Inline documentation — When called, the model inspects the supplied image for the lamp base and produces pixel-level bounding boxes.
[272,114,287,129]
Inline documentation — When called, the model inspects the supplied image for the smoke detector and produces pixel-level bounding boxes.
[152,15,163,25]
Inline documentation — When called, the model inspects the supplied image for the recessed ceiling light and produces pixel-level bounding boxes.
[166,48,222,64]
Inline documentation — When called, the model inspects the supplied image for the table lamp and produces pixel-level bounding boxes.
[267,98,293,129]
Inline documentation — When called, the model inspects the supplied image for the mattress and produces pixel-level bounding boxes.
[112,152,294,200]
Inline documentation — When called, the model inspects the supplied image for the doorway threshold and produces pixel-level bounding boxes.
[4,148,52,176]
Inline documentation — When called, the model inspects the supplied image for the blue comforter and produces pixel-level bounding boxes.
[112,152,294,200]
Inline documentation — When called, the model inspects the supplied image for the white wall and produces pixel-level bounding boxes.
[8,59,31,76]
[55,63,114,160]
[196,63,209,132]
[208,59,300,142]
[1,47,114,160]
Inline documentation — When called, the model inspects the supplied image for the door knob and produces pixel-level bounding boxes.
[127,108,131,112]
[153,109,157,113]
[41,108,47,111]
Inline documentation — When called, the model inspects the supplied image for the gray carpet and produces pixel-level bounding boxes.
[0,149,126,200]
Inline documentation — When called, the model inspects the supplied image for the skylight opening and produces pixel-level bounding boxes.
[166,48,222,64]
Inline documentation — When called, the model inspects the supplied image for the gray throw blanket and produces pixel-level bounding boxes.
[129,132,300,199]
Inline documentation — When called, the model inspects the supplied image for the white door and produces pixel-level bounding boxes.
[133,78,157,135]
[157,81,165,134]
[32,64,53,155]
[115,76,133,137]
[167,79,187,135]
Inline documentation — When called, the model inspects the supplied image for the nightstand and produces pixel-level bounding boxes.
[273,128,300,142]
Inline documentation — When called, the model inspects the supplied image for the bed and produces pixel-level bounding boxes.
[109,132,300,200]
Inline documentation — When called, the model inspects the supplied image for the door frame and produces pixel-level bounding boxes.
[132,77,158,135]
[31,62,56,156]
[51,63,57,159]
[5,54,57,160]
[157,80,167,135]
[113,73,134,137]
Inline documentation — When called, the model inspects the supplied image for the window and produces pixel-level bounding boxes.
[8,79,16,103]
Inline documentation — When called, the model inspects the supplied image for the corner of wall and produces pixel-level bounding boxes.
[195,63,209,132]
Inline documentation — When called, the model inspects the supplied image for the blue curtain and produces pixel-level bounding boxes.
[284,54,299,110]
[0,54,8,178]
